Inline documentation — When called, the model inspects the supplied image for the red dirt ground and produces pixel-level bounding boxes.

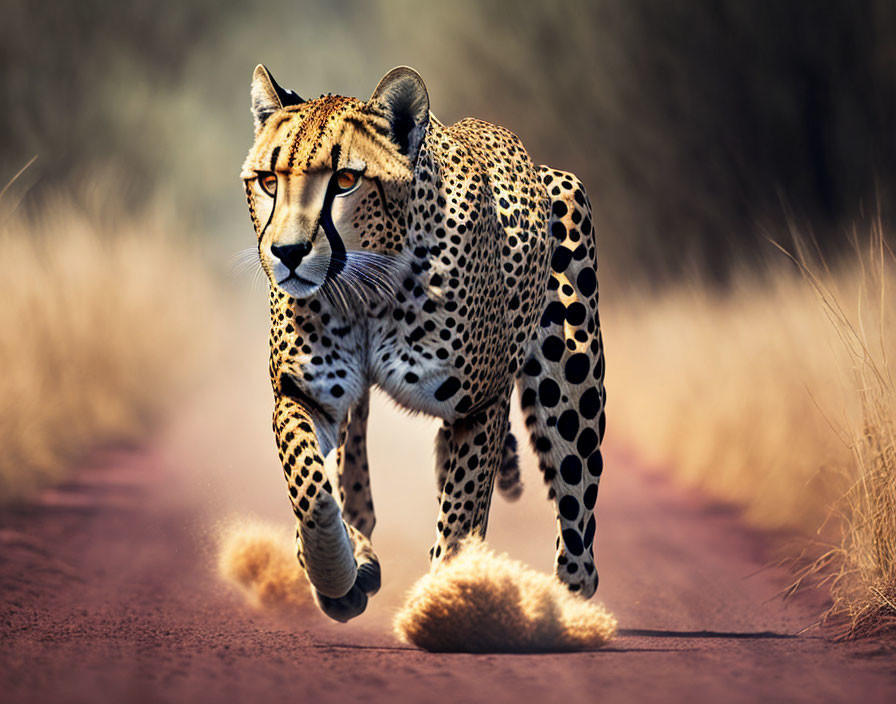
[2,377,895,703]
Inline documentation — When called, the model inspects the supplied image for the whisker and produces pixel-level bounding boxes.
[341,251,400,300]
[232,246,261,265]
[309,250,403,315]
[231,247,264,279]
[251,262,268,293]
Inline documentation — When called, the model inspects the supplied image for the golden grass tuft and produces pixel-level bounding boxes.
[824,364,896,637]
[607,224,896,637]
[217,520,314,613]
[393,537,617,652]
[784,228,896,638]
[0,187,215,503]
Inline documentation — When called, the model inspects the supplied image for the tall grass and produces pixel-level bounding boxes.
[607,227,896,636]
[784,228,896,637]
[0,181,216,503]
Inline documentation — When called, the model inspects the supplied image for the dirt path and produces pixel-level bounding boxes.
[2,356,895,702]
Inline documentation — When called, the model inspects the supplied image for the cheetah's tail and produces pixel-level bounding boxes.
[497,430,523,501]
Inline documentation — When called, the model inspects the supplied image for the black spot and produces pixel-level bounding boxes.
[538,379,561,407]
[434,376,461,401]
[542,335,564,362]
[552,200,568,218]
[551,221,566,239]
[579,387,600,419]
[455,395,473,414]
[551,246,572,273]
[587,449,604,476]
[577,428,598,457]
[583,515,596,547]
[565,353,589,384]
[523,358,542,377]
[559,495,580,521]
[557,410,580,442]
[540,301,566,327]
[583,483,598,509]
[330,384,344,398]
[577,268,597,297]
[559,455,582,484]
[590,351,603,378]
[562,529,584,556]
[565,302,587,326]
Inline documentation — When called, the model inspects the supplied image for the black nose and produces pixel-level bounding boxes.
[271,242,312,271]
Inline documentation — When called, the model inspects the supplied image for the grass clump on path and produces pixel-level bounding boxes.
[394,537,617,652]
[217,519,314,613]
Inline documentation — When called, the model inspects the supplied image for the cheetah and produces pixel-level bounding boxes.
[240,65,606,622]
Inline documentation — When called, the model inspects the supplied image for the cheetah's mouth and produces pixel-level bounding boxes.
[279,272,320,288]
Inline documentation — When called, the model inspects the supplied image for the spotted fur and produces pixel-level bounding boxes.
[241,65,606,621]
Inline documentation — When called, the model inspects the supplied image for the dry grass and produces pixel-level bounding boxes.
[608,273,855,533]
[217,519,314,613]
[607,226,896,637]
[784,229,896,638]
[0,181,215,503]
[393,537,617,652]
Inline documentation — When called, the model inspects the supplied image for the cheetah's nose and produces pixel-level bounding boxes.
[271,242,312,271]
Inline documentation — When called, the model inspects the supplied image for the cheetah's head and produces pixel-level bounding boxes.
[241,65,430,300]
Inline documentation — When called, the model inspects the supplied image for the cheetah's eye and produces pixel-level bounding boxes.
[258,172,277,197]
[334,169,361,194]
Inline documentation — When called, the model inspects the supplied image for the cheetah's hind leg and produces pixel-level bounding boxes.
[435,419,522,502]
[518,167,606,598]
[428,397,512,567]
[497,424,523,501]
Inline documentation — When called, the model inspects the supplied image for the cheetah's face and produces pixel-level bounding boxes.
[244,163,373,298]
[242,65,430,300]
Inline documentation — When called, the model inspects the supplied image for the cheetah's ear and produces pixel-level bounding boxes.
[368,66,430,162]
[250,64,304,132]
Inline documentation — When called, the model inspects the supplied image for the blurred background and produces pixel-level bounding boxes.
[1,0,894,636]
[5,0,896,279]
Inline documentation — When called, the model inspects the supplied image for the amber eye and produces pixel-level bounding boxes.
[335,169,359,192]
[258,172,277,197]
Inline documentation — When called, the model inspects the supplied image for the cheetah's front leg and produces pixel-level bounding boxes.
[429,396,511,565]
[274,390,380,622]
